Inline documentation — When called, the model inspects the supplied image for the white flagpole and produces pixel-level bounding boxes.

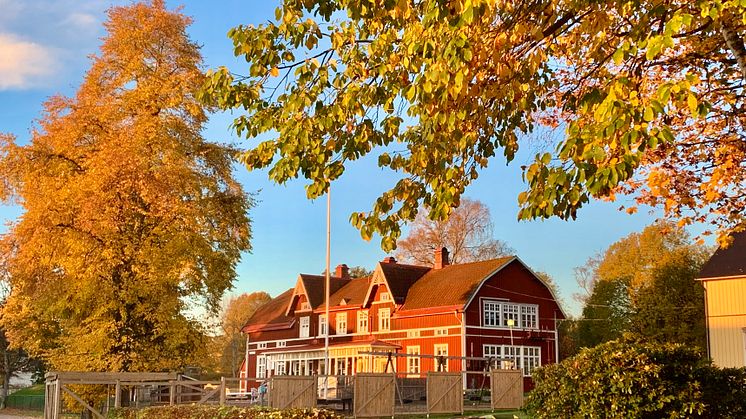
[323,186,331,398]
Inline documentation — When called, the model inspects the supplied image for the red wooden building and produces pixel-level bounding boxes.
[239,248,565,389]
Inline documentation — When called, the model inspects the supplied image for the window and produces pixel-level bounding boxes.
[358,311,369,333]
[407,346,420,374]
[483,344,541,377]
[336,358,347,375]
[257,356,267,378]
[300,316,310,338]
[407,330,420,338]
[503,346,519,369]
[434,344,448,371]
[380,292,390,301]
[336,313,347,335]
[483,300,539,328]
[523,347,541,376]
[502,304,520,327]
[275,361,286,375]
[483,300,500,326]
[277,340,286,347]
[319,314,328,336]
[435,328,449,336]
[300,301,311,310]
[521,305,538,329]
[257,342,267,349]
[378,308,391,331]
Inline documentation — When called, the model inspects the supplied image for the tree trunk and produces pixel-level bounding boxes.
[720,12,746,81]
[1,349,9,408]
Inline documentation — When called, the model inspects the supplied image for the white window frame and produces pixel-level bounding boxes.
[358,311,369,333]
[277,340,286,347]
[483,300,500,327]
[378,308,391,331]
[407,346,420,374]
[300,301,311,311]
[407,330,420,338]
[502,304,520,327]
[336,313,347,335]
[483,344,541,377]
[435,328,449,336]
[434,344,448,371]
[319,314,328,336]
[521,305,538,329]
[257,342,267,349]
[380,292,391,302]
[257,355,267,378]
[482,300,539,329]
[299,316,310,338]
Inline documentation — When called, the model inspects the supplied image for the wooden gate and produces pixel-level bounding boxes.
[269,376,316,409]
[426,372,463,414]
[354,373,395,418]
[490,370,523,409]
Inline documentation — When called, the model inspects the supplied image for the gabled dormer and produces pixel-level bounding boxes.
[363,256,430,307]
[286,275,313,316]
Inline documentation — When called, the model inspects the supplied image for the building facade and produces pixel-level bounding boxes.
[697,230,746,368]
[239,249,565,389]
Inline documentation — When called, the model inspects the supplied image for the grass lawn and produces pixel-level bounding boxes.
[9,384,45,397]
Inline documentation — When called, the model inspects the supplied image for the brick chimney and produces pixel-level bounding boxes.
[434,247,450,269]
[382,256,397,264]
[335,264,350,279]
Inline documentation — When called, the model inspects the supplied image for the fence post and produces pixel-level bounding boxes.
[220,377,226,406]
[114,380,121,408]
[169,381,175,406]
[53,379,62,419]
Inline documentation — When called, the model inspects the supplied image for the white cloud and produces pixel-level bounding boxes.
[0,33,57,90]
[62,12,99,33]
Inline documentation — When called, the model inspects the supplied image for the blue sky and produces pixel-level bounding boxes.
[0,0,704,316]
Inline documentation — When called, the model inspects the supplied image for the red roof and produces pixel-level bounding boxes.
[242,288,295,333]
[243,255,558,331]
[327,276,370,307]
[400,257,514,311]
[379,262,430,303]
[299,274,350,308]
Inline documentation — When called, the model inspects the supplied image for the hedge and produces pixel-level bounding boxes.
[525,337,746,418]
[108,405,343,419]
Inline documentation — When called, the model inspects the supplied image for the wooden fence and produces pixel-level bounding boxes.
[43,369,526,418]
[490,370,523,409]
[353,374,395,418]
[426,372,463,414]
[269,376,316,409]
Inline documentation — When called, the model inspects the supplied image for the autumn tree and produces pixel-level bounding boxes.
[348,266,373,278]
[396,199,513,265]
[219,292,271,377]
[0,1,252,373]
[576,222,709,348]
[202,0,746,250]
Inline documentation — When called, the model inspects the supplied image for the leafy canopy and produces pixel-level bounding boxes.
[203,0,746,250]
[575,221,709,349]
[0,0,252,372]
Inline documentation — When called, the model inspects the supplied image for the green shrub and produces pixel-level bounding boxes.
[108,405,343,419]
[525,337,746,418]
